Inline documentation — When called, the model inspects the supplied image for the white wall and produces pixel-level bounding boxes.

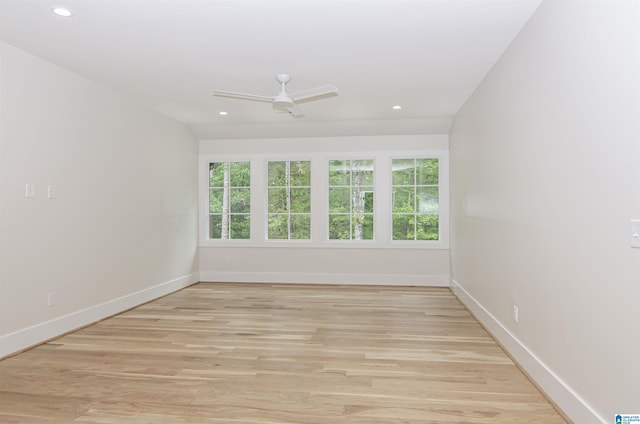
[199,135,451,286]
[449,1,640,423]
[191,117,452,140]
[0,42,199,357]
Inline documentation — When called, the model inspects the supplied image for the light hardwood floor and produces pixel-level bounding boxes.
[0,283,567,423]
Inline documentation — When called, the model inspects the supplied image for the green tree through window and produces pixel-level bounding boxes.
[209,161,250,239]
[392,158,439,240]
[328,159,374,240]
[268,160,311,240]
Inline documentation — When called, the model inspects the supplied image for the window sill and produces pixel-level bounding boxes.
[199,240,449,249]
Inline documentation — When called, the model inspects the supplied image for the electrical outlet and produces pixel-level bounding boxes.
[513,305,519,323]
[48,292,56,307]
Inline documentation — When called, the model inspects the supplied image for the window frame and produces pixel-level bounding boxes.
[199,150,448,249]
[390,157,441,242]
[266,159,313,241]
[327,157,376,242]
[207,160,252,241]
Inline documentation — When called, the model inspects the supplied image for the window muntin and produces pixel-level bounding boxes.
[392,158,439,241]
[328,159,374,240]
[208,161,251,239]
[201,149,447,249]
[267,160,311,240]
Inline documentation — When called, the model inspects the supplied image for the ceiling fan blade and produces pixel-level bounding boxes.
[290,85,338,104]
[212,90,273,103]
[287,105,306,118]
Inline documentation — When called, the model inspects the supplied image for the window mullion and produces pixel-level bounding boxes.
[202,149,447,248]
[311,158,326,242]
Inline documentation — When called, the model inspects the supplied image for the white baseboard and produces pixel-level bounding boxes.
[199,271,449,287]
[0,273,199,358]
[449,278,606,424]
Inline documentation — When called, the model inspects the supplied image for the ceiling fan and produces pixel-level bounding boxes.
[213,74,338,118]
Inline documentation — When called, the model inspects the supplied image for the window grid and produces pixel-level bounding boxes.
[208,161,251,240]
[200,150,447,249]
[391,158,439,241]
[267,160,311,240]
[328,159,374,240]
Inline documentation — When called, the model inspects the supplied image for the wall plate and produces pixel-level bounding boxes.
[631,219,640,248]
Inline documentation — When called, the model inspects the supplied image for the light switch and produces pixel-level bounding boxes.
[25,183,35,198]
[631,219,640,248]
[48,185,57,199]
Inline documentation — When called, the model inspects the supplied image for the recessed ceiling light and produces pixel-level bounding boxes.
[219,111,228,116]
[392,105,402,110]
[52,7,73,17]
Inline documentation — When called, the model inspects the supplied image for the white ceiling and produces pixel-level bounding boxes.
[0,0,542,139]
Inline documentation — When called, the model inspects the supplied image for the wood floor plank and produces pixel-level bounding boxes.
[0,283,567,423]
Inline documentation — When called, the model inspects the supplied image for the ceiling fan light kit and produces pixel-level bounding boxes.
[213,74,338,119]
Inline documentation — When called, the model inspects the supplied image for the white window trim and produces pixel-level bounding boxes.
[389,156,444,243]
[327,157,376,241]
[199,150,449,249]
[206,160,252,241]
[265,158,313,241]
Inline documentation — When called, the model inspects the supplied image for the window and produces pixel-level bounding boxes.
[200,145,448,249]
[267,160,311,240]
[392,158,439,240]
[328,159,374,240]
[208,161,250,239]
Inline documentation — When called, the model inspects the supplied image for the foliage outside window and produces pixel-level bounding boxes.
[392,158,439,240]
[267,160,311,240]
[328,159,374,240]
[209,161,250,239]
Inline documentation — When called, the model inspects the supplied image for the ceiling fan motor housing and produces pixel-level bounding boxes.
[272,95,294,109]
